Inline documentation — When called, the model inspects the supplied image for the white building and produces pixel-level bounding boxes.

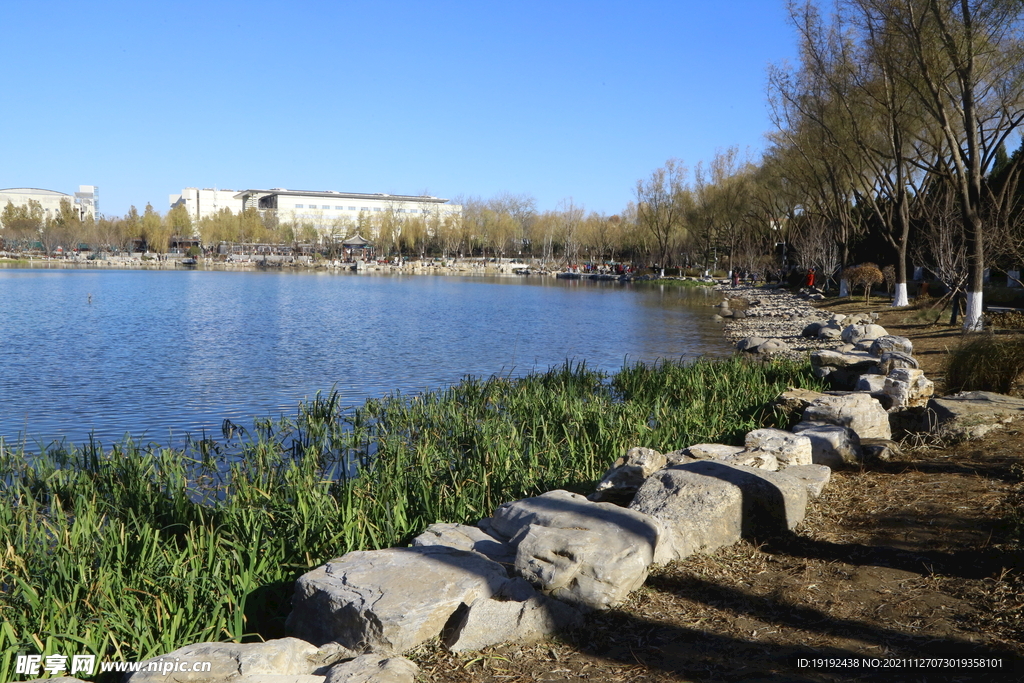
[168,188,245,221]
[170,187,461,234]
[232,188,461,228]
[0,186,98,222]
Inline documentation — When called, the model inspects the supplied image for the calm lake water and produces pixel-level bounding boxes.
[0,268,731,448]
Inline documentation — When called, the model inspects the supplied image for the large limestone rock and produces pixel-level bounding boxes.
[870,335,913,357]
[489,490,660,610]
[124,639,346,683]
[801,393,892,440]
[841,324,888,345]
[783,464,832,498]
[876,351,919,374]
[443,588,584,652]
[773,388,829,418]
[790,422,862,467]
[629,461,807,564]
[810,349,879,373]
[855,374,888,394]
[810,349,881,388]
[323,656,418,683]
[286,546,512,653]
[928,391,1024,439]
[589,447,667,503]
[720,450,779,471]
[743,428,813,467]
[883,368,934,410]
[412,523,515,566]
[681,443,745,460]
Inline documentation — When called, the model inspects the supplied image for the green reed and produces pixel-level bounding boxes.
[0,356,822,680]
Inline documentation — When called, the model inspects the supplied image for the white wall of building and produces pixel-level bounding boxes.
[235,189,462,236]
[169,188,245,221]
[0,186,97,222]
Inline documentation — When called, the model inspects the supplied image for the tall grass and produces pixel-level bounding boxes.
[0,357,822,680]
[945,335,1024,394]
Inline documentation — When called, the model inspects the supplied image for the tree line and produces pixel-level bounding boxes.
[4,2,1024,333]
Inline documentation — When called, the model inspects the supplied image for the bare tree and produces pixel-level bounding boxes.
[635,159,688,273]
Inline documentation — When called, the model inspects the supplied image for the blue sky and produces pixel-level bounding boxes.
[0,1,798,218]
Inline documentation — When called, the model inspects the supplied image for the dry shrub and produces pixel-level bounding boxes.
[945,334,1024,394]
[844,263,884,301]
[987,310,1024,330]
[882,264,896,292]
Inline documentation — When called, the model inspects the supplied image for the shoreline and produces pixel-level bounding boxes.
[712,283,838,358]
[0,256,726,285]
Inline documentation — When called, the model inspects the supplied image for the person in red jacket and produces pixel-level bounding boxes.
[806,267,816,288]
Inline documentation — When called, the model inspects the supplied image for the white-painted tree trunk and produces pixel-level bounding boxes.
[963,290,984,331]
[892,282,909,307]
[839,278,850,297]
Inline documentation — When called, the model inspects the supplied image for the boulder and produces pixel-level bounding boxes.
[869,335,913,357]
[720,450,779,471]
[841,324,888,345]
[443,591,584,652]
[810,349,879,373]
[855,374,888,394]
[756,339,791,354]
[412,523,515,566]
[845,312,873,325]
[801,393,892,440]
[801,322,823,338]
[123,639,346,683]
[733,309,748,319]
[928,391,1024,439]
[589,447,667,504]
[817,325,843,340]
[783,464,832,498]
[790,422,862,467]
[743,428,813,467]
[876,351,919,374]
[286,546,512,653]
[883,368,934,410]
[860,438,902,461]
[664,449,699,465]
[489,490,660,610]
[773,388,829,415]
[736,337,767,352]
[681,443,744,460]
[629,461,807,564]
[323,656,418,683]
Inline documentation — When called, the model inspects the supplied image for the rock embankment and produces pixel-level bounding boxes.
[712,284,852,359]
[36,285,1024,683]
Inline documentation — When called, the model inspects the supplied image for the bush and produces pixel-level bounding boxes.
[945,335,1024,394]
[844,263,884,301]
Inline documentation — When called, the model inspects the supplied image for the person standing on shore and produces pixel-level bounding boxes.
[806,267,816,288]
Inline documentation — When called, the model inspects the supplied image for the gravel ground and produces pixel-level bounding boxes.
[712,284,845,359]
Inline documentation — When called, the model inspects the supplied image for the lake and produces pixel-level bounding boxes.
[0,268,731,448]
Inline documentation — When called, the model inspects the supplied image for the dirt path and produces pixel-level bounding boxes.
[412,298,1024,682]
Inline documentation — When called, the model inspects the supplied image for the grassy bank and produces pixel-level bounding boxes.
[0,357,823,680]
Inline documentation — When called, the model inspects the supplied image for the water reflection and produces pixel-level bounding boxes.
[0,269,729,447]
